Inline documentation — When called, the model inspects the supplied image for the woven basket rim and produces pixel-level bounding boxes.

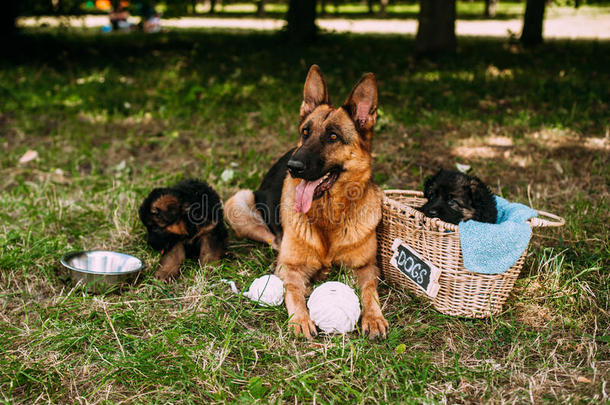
[383,189,565,229]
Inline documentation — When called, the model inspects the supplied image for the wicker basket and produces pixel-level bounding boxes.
[377,190,565,318]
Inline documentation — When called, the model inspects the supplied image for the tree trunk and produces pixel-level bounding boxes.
[378,0,389,16]
[415,0,457,55]
[520,0,546,46]
[367,0,374,15]
[484,0,498,18]
[256,0,266,16]
[209,0,217,14]
[320,0,327,16]
[286,0,317,42]
[1,0,18,38]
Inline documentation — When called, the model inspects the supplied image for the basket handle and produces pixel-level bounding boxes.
[529,210,565,228]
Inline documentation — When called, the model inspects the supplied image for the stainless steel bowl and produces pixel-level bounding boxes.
[61,250,144,293]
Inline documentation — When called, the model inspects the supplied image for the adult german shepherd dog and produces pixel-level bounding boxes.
[225,65,388,339]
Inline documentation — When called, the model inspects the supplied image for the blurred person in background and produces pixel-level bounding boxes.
[137,1,162,33]
[109,2,133,31]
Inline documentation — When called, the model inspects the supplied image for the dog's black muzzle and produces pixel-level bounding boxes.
[287,147,326,181]
[420,199,462,225]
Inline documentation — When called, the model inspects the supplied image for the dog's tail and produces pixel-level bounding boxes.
[224,190,279,250]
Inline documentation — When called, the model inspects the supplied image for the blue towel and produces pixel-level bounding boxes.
[459,196,538,274]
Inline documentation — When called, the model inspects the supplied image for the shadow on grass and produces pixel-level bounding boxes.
[2,30,608,132]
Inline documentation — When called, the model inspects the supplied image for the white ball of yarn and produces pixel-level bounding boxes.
[307,281,361,333]
[243,274,284,306]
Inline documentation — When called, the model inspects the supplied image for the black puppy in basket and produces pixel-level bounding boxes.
[419,169,497,225]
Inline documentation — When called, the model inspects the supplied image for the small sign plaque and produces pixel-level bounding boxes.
[390,238,442,298]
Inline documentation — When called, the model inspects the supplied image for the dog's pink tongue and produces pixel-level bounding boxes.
[294,179,322,214]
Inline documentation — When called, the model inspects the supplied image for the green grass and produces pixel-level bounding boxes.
[0,29,608,403]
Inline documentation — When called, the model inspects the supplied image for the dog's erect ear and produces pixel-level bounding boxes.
[343,73,378,134]
[423,175,434,198]
[139,188,164,223]
[469,177,491,206]
[469,176,497,223]
[423,170,443,198]
[300,65,329,121]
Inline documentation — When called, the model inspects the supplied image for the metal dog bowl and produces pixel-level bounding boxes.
[61,250,144,293]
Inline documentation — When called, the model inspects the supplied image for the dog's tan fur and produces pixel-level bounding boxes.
[226,65,388,339]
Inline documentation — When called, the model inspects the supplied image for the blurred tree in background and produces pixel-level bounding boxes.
[3,0,609,46]
[378,0,390,16]
[485,0,499,17]
[1,0,18,37]
[416,0,457,54]
[285,0,317,42]
[521,0,546,45]
[256,0,266,16]
[209,0,218,14]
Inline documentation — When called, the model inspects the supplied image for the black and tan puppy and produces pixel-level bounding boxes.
[225,65,388,339]
[420,169,497,225]
[139,179,227,280]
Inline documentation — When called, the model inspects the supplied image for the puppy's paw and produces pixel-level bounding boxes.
[154,268,178,282]
[361,313,389,340]
[289,315,318,340]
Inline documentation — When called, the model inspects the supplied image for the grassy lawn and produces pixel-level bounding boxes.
[1,29,608,403]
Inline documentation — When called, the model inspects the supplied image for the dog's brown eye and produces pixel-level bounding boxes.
[302,128,309,138]
[329,133,338,142]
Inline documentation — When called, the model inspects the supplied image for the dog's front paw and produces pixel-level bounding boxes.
[154,267,178,282]
[268,237,281,251]
[361,313,389,340]
[289,315,318,340]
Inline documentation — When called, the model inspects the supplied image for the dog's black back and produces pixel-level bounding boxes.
[253,148,295,239]
[420,169,497,225]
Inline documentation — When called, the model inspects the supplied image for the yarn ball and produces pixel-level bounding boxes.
[307,281,361,333]
[243,274,284,306]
